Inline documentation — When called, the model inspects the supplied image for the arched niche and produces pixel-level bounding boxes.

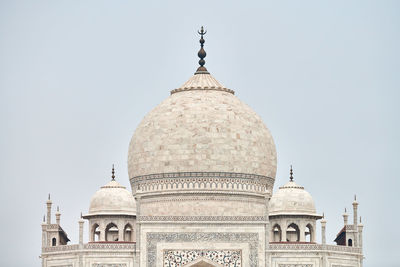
[305,223,313,242]
[348,238,353,246]
[272,224,282,242]
[105,223,119,242]
[92,223,100,242]
[124,223,133,242]
[286,223,300,242]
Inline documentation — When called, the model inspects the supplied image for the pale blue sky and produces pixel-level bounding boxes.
[0,1,399,266]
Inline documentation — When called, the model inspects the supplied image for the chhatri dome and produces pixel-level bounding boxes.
[87,166,136,216]
[269,166,318,216]
[128,27,277,181]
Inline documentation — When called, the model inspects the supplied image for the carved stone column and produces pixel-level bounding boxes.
[99,221,106,241]
[118,221,125,242]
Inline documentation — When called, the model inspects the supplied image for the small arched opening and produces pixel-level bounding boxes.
[124,224,133,242]
[52,237,56,246]
[286,223,300,242]
[348,239,353,247]
[105,223,119,242]
[305,224,313,242]
[272,224,282,242]
[92,223,100,242]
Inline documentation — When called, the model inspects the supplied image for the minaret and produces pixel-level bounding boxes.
[79,212,84,247]
[55,206,61,225]
[358,217,364,250]
[343,208,348,226]
[321,213,327,245]
[46,194,52,224]
[353,195,358,227]
[41,215,47,248]
[352,195,359,247]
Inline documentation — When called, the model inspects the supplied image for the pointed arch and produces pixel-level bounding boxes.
[305,223,313,242]
[286,223,300,242]
[185,258,222,267]
[105,222,119,242]
[92,223,100,242]
[272,224,282,242]
[124,223,133,242]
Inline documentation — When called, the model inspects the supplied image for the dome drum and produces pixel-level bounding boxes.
[130,171,275,197]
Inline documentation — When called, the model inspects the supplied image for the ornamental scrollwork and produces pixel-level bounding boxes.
[164,250,241,267]
[147,232,259,267]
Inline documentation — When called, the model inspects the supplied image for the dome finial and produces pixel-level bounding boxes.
[195,26,209,75]
[111,164,115,181]
[290,165,294,182]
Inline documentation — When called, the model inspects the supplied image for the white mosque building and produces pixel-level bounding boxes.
[40,28,364,267]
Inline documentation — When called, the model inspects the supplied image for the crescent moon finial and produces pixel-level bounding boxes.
[195,26,210,74]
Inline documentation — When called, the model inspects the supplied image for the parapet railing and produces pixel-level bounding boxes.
[42,242,136,253]
[269,243,362,254]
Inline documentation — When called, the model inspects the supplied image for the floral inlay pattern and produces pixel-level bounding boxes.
[164,250,242,267]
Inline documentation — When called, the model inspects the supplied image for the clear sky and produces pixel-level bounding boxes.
[0,1,399,266]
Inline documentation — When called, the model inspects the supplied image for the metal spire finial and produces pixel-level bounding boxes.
[111,164,115,181]
[322,212,325,219]
[80,212,83,219]
[345,208,347,213]
[195,26,209,74]
[48,193,51,200]
[57,206,59,212]
[43,215,45,222]
[290,165,294,182]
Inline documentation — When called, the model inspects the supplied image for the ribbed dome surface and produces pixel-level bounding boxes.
[128,73,277,179]
[88,180,136,216]
[269,180,317,216]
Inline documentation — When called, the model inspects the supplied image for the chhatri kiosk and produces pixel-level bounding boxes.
[40,28,364,267]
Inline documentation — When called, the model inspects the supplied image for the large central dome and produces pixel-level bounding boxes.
[127,73,277,180]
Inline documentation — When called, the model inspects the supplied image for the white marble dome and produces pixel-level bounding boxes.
[88,180,136,216]
[269,180,317,216]
[128,73,277,179]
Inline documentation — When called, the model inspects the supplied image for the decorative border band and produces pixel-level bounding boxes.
[132,172,273,182]
[131,172,274,194]
[171,87,235,95]
[139,215,268,222]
